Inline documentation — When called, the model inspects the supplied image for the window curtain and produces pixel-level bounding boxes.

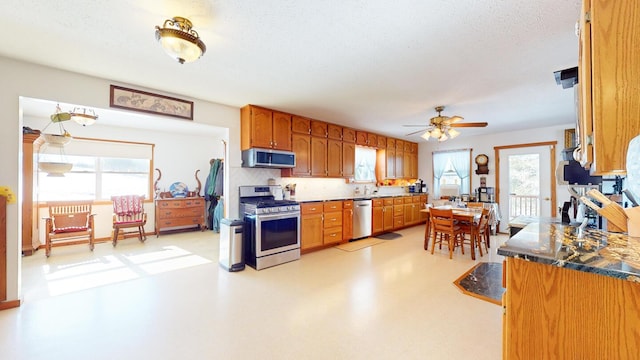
[432,152,448,199]
[449,149,471,196]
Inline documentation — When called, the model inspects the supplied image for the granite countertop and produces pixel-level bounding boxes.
[498,222,640,282]
[294,193,428,203]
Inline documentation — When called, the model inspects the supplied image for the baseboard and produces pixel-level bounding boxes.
[0,299,21,311]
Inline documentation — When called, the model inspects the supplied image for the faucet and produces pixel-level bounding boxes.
[364,185,371,195]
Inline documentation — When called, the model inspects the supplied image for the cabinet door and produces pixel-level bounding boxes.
[327,124,343,140]
[377,136,387,149]
[343,201,353,241]
[372,205,384,234]
[291,115,311,134]
[250,107,273,149]
[272,111,292,151]
[343,128,356,143]
[404,203,414,224]
[356,131,369,146]
[395,148,404,179]
[327,139,343,177]
[311,137,328,177]
[291,134,311,176]
[386,147,396,178]
[342,142,355,178]
[387,138,396,149]
[383,205,394,231]
[367,133,378,148]
[403,152,412,178]
[301,213,323,250]
[311,120,328,137]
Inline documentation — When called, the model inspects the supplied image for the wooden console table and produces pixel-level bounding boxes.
[155,197,206,236]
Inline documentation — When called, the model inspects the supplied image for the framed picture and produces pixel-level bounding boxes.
[109,85,193,120]
[564,128,576,148]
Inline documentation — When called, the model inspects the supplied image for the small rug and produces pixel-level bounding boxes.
[453,262,505,306]
[373,232,402,240]
[335,238,385,252]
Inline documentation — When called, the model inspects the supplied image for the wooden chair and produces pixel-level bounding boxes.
[44,201,95,257]
[111,195,147,246]
[466,202,485,209]
[430,208,464,259]
[458,207,490,257]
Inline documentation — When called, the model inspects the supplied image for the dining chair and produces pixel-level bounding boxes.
[111,195,147,246]
[429,208,464,259]
[459,207,490,257]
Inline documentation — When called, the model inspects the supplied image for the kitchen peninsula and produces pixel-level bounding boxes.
[498,222,640,359]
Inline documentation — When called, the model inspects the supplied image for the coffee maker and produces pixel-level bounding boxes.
[477,187,495,202]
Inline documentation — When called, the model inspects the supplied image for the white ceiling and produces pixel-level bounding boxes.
[3,0,581,140]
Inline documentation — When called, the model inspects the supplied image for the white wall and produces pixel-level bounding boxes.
[417,123,575,209]
[0,55,278,303]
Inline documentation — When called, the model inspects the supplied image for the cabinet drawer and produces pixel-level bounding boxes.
[343,200,353,209]
[372,199,384,207]
[323,201,342,212]
[413,196,421,203]
[157,217,203,228]
[323,211,343,227]
[394,198,404,205]
[157,198,204,208]
[158,207,203,219]
[383,198,394,206]
[394,216,404,228]
[404,197,413,204]
[301,202,323,215]
[394,205,404,215]
[324,227,342,244]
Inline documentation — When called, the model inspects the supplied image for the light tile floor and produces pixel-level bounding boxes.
[1,226,507,359]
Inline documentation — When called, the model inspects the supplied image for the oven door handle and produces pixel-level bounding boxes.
[257,212,300,221]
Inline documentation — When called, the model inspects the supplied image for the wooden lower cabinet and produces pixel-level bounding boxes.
[382,198,394,232]
[503,257,640,359]
[372,199,384,234]
[342,200,353,241]
[155,197,205,235]
[393,198,404,229]
[301,202,323,250]
[323,201,342,245]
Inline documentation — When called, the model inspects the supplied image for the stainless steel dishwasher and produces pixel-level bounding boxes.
[352,199,373,239]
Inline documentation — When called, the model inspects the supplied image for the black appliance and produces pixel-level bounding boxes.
[240,185,300,270]
[477,187,495,202]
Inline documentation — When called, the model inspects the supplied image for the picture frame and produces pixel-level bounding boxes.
[109,85,193,120]
[564,128,576,148]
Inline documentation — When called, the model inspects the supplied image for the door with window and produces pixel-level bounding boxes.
[497,144,554,231]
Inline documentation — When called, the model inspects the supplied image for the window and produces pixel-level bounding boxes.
[38,138,153,202]
[354,146,377,183]
[432,149,471,199]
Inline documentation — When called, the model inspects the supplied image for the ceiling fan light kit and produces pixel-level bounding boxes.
[155,16,206,64]
[405,105,488,141]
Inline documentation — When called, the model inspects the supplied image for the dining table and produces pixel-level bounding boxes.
[421,207,482,260]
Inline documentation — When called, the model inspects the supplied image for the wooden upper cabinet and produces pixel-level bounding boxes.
[577,0,640,175]
[356,131,369,146]
[387,138,396,149]
[343,128,356,143]
[272,111,292,150]
[292,115,311,134]
[377,136,387,149]
[395,139,404,153]
[285,133,311,177]
[240,105,292,151]
[311,136,328,176]
[367,133,378,148]
[327,124,343,140]
[327,139,343,177]
[311,120,328,137]
[342,141,355,178]
[403,141,412,153]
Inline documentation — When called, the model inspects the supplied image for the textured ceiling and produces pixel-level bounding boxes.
[2,0,582,139]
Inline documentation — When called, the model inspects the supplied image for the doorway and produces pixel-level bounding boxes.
[495,142,557,232]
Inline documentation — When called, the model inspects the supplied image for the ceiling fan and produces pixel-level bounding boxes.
[404,106,488,141]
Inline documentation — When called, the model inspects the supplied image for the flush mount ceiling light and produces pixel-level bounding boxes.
[155,16,206,64]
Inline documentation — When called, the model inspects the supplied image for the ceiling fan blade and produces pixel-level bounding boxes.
[450,122,488,128]
[402,124,429,127]
[405,128,428,136]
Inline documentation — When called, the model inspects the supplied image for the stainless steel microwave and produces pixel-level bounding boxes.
[242,148,296,168]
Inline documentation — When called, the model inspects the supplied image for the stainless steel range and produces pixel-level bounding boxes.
[239,185,300,270]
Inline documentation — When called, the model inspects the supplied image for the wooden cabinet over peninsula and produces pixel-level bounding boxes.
[498,222,640,359]
[155,197,206,236]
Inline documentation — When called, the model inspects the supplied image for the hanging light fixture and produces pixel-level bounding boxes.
[155,16,206,64]
[70,107,98,126]
[38,104,74,176]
